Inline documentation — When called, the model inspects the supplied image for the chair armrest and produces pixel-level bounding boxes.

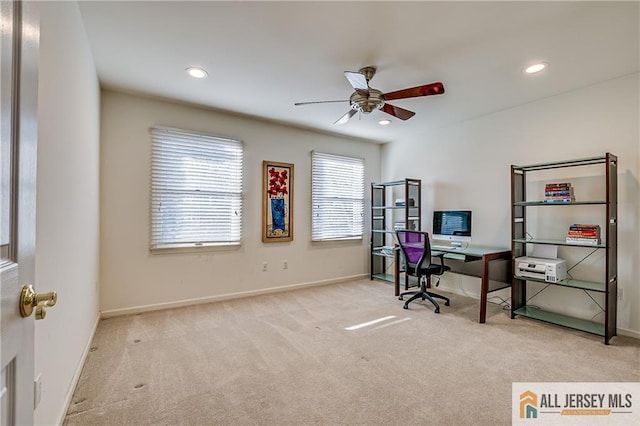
[431,252,450,275]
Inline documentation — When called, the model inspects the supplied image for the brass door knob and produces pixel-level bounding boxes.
[20,284,57,320]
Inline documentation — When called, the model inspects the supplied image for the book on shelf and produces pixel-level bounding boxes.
[545,196,575,200]
[544,182,574,203]
[566,223,600,245]
[569,223,600,229]
[394,198,416,207]
[568,225,600,233]
[545,182,571,189]
[543,198,575,203]
[567,231,599,237]
[567,225,599,231]
[545,188,573,194]
[545,191,573,197]
[565,237,601,245]
[545,191,574,196]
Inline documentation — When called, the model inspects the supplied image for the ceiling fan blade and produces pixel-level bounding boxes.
[383,82,445,101]
[381,103,415,121]
[344,71,369,93]
[294,100,349,106]
[334,109,357,125]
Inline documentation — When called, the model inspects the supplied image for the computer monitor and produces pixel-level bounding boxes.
[432,210,472,247]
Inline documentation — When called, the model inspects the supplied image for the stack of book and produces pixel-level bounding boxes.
[566,224,601,245]
[544,182,575,203]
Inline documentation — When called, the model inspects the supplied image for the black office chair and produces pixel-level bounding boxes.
[395,230,451,313]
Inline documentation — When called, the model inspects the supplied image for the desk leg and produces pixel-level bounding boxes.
[394,248,400,297]
[480,254,490,324]
[479,251,511,323]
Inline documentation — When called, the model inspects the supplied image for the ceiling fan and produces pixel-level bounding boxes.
[294,66,445,125]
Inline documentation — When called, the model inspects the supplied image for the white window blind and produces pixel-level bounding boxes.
[311,151,364,241]
[150,126,243,250]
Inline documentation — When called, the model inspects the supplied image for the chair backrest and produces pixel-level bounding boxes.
[395,230,431,270]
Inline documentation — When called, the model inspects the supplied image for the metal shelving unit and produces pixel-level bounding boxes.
[510,153,617,344]
[370,179,421,284]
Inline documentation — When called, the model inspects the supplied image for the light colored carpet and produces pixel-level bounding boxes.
[64,279,639,425]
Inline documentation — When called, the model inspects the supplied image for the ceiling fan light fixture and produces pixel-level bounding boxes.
[350,89,384,114]
[186,67,208,79]
[295,65,445,125]
[524,62,549,74]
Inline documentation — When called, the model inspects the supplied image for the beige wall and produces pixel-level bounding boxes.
[35,2,101,424]
[382,73,640,337]
[99,91,382,313]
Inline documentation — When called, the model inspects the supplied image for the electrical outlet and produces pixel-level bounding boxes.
[618,288,624,301]
[262,262,267,272]
[283,260,288,269]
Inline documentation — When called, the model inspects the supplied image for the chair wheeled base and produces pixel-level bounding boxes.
[399,276,450,313]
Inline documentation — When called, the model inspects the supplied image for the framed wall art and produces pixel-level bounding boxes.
[262,161,293,242]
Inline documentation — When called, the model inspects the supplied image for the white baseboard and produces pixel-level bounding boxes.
[100,274,368,318]
[617,327,640,340]
[56,313,101,426]
[437,283,480,300]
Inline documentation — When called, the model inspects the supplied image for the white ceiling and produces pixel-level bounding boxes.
[77,1,639,144]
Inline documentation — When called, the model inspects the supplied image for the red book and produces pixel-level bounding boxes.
[569,231,599,235]
[545,183,572,189]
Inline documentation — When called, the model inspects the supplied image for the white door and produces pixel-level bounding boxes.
[1,1,39,424]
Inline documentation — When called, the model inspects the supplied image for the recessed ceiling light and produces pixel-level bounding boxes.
[186,67,208,79]
[378,119,391,126]
[524,62,549,74]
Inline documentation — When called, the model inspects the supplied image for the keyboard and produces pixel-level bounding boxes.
[432,245,456,250]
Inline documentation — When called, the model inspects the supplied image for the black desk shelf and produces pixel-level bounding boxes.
[510,153,617,344]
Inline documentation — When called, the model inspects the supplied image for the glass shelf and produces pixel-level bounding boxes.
[513,275,606,292]
[372,247,396,258]
[373,180,421,187]
[372,205,420,210]
[371,273,395,282]
[513,201,606,206]
[512,238,605,248]
[513,306,604,336]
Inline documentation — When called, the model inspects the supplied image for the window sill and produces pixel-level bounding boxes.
[150,242,241,255]
[311,237,363,243]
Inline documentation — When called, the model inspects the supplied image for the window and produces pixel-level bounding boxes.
[311,151,364,241]
[150,126,243,250]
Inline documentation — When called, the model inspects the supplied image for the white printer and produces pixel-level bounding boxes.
[515,256,567,283]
